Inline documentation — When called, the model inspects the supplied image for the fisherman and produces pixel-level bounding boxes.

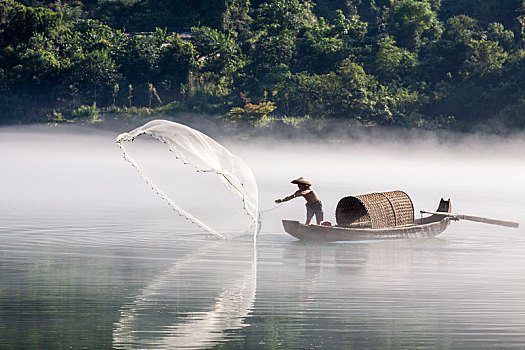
[275,177,324,225]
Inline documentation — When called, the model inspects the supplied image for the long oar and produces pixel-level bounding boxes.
[420,210,519,228]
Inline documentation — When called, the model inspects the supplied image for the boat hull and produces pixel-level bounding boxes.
[283,199,451,242]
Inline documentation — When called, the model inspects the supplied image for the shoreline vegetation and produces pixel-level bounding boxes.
[2,0,525,133]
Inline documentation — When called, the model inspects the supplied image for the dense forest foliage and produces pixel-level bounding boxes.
[1,0,525,131]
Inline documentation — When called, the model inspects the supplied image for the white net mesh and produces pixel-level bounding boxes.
[116,120,258,238]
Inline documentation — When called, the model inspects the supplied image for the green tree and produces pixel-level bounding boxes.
[440,0,524,34]
[385,0,442,51]
[486,22,514,50]
[417,15,482,82]
[276,59,381,122]
[276,71,340,118]
[336,58,379,121]
[222,0,252,41]
[17,33,61,87]
[461,39,507,79]
[112,83,119,106]
[374,34,417,82]
[293,11,368,74]
[157,35,195,96]
[0,0,63,45]
[56,19,121,106]
[116,28,167,86]
[244,30,295,96]
[225,92,277,126]
[191,26,240,75]
[253,0,317,35]
[127,84,133,107]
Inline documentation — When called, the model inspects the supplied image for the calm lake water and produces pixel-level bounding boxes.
[1,125,524,349]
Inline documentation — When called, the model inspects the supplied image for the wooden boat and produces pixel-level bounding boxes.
[283,191,452,242]
[283,198,452,242]
[282,189,519,241]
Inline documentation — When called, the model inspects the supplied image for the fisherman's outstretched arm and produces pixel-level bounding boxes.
[275,193,296,203]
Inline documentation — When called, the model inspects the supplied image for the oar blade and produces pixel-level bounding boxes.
[459,214,520,229]
[420,210,519,228]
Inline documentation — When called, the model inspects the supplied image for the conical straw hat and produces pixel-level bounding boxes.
[291,177,311,186]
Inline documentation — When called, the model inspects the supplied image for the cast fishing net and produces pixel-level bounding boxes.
[116,120,258,239]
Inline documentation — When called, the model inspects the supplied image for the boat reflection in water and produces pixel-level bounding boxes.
[112,240,256,349]
[287,238,449,277]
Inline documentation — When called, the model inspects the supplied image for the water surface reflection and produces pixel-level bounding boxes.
[113,241,256,349]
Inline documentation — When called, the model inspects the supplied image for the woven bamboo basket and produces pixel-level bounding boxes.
[335,190,414,229]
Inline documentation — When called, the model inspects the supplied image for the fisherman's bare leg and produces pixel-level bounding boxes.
[315,205,324,225]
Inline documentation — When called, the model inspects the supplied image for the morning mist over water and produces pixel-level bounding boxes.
[0,124,524,349]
